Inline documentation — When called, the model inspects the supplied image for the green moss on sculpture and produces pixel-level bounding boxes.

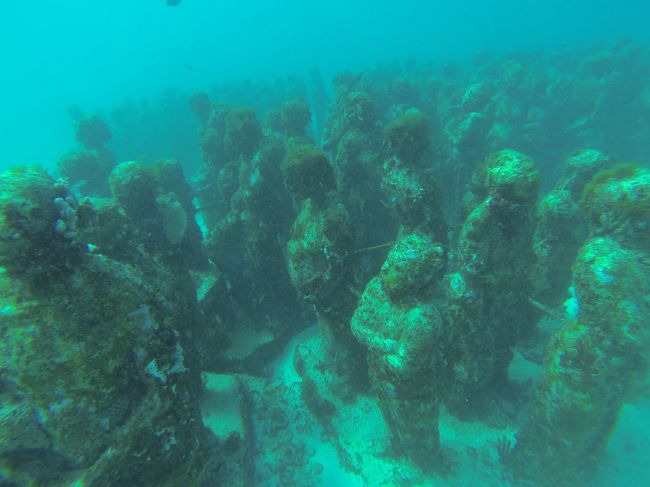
[531,149,612,307]
[381,158,447,236]
[444,150,540,418]
[199,103,229,168]
[580,163,647,214]
[580,164,650,250]
[384,109,431,164]
[322,90,377,150]
[109,161,160,220]
[351,274,443,468]
[281,144,336,201]
[581,164,640,202]
[342,92,376,129]
[559,149,613,198]
[379,233,446,300]
[484,149,540,201]
[108,160,206,268]
[286,199,351,302]
[280,98,312,137]
[532,188,585,306]
[224,107,262,160]
[0,250,216,485]
[0,166,82,285]
[0,184,217,485]
[512,237,650,486]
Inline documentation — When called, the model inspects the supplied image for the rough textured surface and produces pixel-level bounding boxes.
[513,237,650,486]
[3,38,650,485]
[286,193,368,398]
[533,150,615,307]
[351,236,446,467]
[0,254,218,485]
[580,164,650,252]
[444,150,540,419]
[0,165,220,485]
[281,144,336,202]
[0,167,84,285]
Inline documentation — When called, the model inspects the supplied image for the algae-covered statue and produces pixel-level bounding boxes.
[511,165,650,486]
[351,109,448,469]
[0,164,219,485]
[2,38,650,486]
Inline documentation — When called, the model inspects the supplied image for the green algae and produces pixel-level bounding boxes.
[280,98,312,138]
[379,233,446,300]
[580,163,642,206]
[484,149,540,200]
[281,144,336,201]
[0,166,83,285]
[224,107,262,160]
[579,164,650,251]
[384,109,431,164]
[513,236,650,486]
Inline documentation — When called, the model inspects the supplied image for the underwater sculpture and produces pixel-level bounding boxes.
[532,149,613,307]
[351,109,448,468]
[190,97,309,373]
[444,149,540,418]
[0,164,219,485]
[0,167,84,285]
[1,39,650,485]
[321,81,392,273]
[108,158,207,268]
[283,141,370,394]
[287,90,394,443]
[512,166,650,486]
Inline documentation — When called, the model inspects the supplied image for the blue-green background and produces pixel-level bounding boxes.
[1,0,648,168]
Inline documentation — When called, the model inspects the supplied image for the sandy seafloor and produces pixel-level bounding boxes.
[200,323,650,486]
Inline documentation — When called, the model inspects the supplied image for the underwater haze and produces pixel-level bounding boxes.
[2,0,650,167]
[1,1,650,486]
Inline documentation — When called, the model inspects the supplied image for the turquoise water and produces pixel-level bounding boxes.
[2,1,649,167]
[1,1,649,486]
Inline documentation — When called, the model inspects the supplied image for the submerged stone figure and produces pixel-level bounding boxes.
[0,165,219,485]
[190,97,309,372]
[511,165,650,486]
[108,158,207,269]
[351,109,448,469]
[3,39,650,485]
[351,235,446,468]
[532,149,613,307]
[284,143,368,393]
[444,149,540,419]
[322,82,393,286]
